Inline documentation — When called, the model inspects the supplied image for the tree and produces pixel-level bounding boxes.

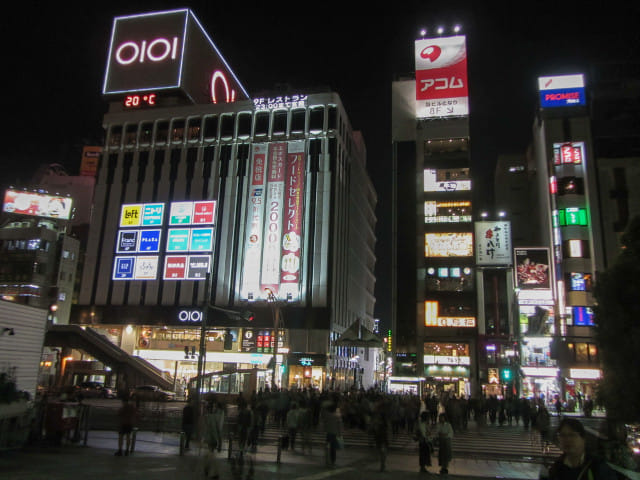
[593,215,640,422]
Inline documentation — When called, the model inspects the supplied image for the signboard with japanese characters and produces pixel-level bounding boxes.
[475,221,512,265]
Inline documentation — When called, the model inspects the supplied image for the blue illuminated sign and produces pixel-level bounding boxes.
[139,229,162,252]
[142,203,165,226]
[538,74,586,108]
[189,228,213,251]
[572,306,594,326]
[167,229,190,251]
[113,256,135,279]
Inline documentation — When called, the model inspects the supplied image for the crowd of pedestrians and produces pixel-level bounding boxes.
[193,386,578,475]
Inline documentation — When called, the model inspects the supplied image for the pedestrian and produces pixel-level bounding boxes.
[285,402,300,450]
[370,401,391,472]
[115,395,137,456]
[536,404,551,453]
[181,400,195,450]
[236,397,254,456]
[436,413,453,475]
[414,411,433,473]
[322,402,343,467]
[202,403,223,480]
[541,418,616,480]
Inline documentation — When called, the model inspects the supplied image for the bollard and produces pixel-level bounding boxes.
[179,431,185,456]
[130,427,138,454]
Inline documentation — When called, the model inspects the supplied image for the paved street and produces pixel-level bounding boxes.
[0,417,575,480]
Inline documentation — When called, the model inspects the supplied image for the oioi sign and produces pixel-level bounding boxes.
[103,9,248,105]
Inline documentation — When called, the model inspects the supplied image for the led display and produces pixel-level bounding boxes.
[425,233,473,257]
[3,190,73,221]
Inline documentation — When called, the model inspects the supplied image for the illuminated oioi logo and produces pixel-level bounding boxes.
[210,70,236,104]
[115,37,180,65]
[178,310,202,322]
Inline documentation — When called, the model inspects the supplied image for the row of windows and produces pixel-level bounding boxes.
[108,105,342,148]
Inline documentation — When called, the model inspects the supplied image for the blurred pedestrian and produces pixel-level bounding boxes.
[322,402,343,466]
[203,403,224,479]
[181,400,195,450]
[115,395,137,456]
[436,413,453,475]
[370,401,391,471]
[414,411,433,473]
[541,418,616,480]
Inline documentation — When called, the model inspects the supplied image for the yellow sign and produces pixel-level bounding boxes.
[120,204,142,227]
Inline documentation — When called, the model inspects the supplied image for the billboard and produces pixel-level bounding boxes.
[475,221,512,265]
[424,169,471,192]
[113,200,216,281]
[3,190,73,220]
[240,141,307,301]
[515,248,551,290]
[103,9,248,105]
[415,35,469,118]
[538,74,585,108]
[425,232,473,257]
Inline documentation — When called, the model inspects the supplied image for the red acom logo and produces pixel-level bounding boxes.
[418,44,465,96]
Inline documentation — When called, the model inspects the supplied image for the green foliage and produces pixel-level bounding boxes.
[593,216,640,422]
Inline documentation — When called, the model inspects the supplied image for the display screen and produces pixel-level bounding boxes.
[572,306,594,326]
[3,189,73,220]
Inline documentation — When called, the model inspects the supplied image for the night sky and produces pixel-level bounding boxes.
[2,2,639,324]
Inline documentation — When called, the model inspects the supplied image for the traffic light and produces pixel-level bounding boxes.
[501,367,512,382]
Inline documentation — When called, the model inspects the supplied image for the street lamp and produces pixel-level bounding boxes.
[264,288,283,389]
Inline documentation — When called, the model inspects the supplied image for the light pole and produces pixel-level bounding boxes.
[264,288,281,389]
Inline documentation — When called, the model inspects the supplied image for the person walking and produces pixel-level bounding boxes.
[115,395,137,456]
[202,403,224,479]
[541,418,616,480]
[322,402,343,467]
[414,411,433,473]
[285,402,300,451]
[536,404,552,453]
[181,400,195,450]
[436,413,453,475]
[370,401,391,472]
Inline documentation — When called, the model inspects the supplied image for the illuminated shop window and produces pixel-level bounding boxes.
[187,118,202,142]
[564,239,589,258]
[567,272,592,291]
[426,266,474,291]
[424,201,472,223]
[171,119,185,143]
[557,177,585,196]
[140,122,153,145]
[109,126,122,147]
[553,142,584,165]
[558,207,589,226]
[424,168,471,192]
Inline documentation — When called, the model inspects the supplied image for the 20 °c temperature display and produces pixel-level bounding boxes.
[124,93,157,108]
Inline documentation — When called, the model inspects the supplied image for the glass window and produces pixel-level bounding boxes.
[237,113,251,138]
[203,116,218,139]
[309,107,324,133]
[125,124,137,146]
[220,114,235,138]
[254,112,269,136]
[557,177,585,196]
[140,122,153,144]
[171,119,185,143]
[109,126,122,147]
[187,118,201,142]
[273,110,287,135]
[291,109,305,133]
[156,121,169,144]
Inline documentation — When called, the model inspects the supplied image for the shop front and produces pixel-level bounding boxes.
[287,353,327,390]
[520,366,560,402]
[423,342,471,397]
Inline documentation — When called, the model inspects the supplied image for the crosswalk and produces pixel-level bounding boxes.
[250,421,561,463]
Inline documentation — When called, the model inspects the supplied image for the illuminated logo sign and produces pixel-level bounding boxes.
[253,95,308,111]
[187,255,210,279]
[138,230,162,252]
[178,310,202,322]
[164,255,187,279]
[167,229,190,252]
[415,35,469,118]
[113,256,135,279]
[538,74,585,108]
[120,204,143,227]
[3,190,73,221]
[117,230,139,253]
[425,301,476,327]
[475,221,512,266]
[103,9,249,105]
[142,203,165,225]
[134,256,158,279]
[189,228,214,251]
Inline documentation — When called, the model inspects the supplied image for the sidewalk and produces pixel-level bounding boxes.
[0,429,545,480]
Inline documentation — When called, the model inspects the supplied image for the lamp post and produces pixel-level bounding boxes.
[264,288,281,389]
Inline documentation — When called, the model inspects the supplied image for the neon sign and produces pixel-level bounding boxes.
[210,71,236,104]
[124,93,157,108]
[115,37,180,65]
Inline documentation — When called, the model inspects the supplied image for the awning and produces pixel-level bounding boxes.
[335,319,383,348]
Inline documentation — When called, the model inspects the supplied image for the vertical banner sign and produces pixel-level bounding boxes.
[415,35,469,119]
[475,221,512,265]
[261,143,287,296]
[241,144,268,298]
[279,141,305,299]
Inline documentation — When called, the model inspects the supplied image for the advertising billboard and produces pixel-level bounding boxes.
[3,190,73,220]
[553,142,584,165]
[515,248,551,290]
[415,35,469,118]
[424,169,471,192]
[113,200,216,281]
[240,141,307,301]
[475,221,512,265]
[103,9,249,105]
[425,232,473,257]
[538,74,585,108]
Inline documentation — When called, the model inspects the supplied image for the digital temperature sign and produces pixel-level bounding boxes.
[124,93,157,107]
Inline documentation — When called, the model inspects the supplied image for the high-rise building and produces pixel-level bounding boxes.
[70,9,377,392]
[392,33,478,396]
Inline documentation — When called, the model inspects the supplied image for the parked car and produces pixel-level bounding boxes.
[130,385,176,402]
[75,381,116,399]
